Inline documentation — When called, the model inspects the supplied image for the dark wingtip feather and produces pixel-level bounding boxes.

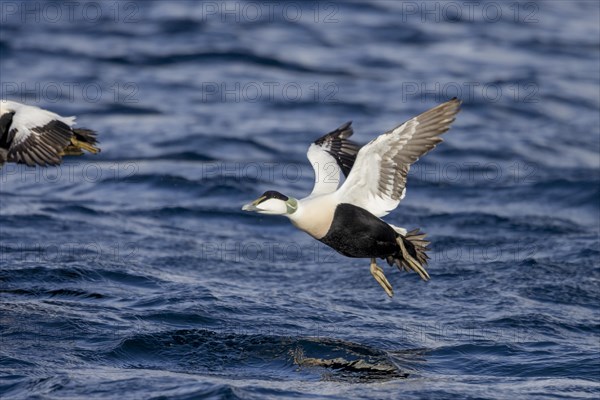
[313,121,360,177]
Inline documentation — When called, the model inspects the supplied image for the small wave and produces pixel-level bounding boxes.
[0,266,163,290]
[155,136,280,156]
[41,204,105,216]
[87,104,162,116]
[0,287,105,300]
[79,49,356,77]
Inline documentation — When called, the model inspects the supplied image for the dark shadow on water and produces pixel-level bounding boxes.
[105,328,425,383]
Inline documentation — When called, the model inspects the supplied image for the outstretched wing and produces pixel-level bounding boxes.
[307,121,360,196]
[3,100,75,166]
[335,98,461,217]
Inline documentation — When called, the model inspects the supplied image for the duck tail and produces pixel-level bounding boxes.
[62,128,100,156]
[386,228,431,281]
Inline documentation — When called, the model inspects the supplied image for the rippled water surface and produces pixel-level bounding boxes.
[1,1,599,399]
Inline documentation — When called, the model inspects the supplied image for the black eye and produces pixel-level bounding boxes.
[262,191,288,201]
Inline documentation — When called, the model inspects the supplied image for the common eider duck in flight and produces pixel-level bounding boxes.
[0,100,100,167]
[243,98,461,297]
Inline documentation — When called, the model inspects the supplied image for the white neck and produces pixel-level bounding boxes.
[287,193,338,239]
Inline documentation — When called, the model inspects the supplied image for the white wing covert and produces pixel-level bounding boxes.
[335,98,461,217]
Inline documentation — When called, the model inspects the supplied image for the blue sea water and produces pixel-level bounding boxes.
[0,1,599,398]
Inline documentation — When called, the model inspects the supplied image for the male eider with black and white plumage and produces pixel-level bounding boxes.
[0,100,100,167]
[243,98,461,297]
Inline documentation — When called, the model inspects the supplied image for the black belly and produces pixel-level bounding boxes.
[319,203,399,258]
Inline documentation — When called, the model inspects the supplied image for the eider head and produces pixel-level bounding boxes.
[242,190,298,215]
